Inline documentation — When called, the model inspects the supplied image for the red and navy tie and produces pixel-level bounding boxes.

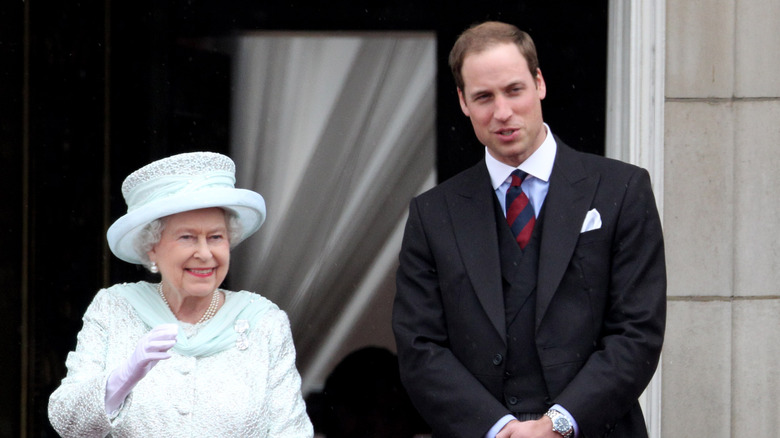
[505,169,536,248]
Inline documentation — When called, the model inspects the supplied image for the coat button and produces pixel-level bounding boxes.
[492,353,503,365]
[508,396,518,405]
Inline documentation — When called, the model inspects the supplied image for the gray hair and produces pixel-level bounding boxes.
[134,208,243,271]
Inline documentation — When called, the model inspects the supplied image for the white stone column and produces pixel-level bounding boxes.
[606,1,665,437]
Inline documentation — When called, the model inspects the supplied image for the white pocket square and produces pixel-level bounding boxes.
[580,208,602,233]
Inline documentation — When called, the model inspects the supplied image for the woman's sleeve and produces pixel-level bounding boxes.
[264,310,314,437]
[48,290,123,437]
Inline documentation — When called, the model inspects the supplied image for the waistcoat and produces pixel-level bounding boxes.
[494,197,550,415]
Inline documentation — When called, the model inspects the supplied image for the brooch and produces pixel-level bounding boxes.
[234,319,250,351]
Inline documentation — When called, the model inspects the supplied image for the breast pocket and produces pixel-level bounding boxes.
[576,227,608,246]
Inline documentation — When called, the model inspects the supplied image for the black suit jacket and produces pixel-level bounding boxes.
[392,139,666,437]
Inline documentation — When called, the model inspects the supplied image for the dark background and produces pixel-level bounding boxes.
[1,1,607,435]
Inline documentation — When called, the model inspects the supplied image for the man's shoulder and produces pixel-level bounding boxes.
[558,142,645,177]
[415,160,488,200]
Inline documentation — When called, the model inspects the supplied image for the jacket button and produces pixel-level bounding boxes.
[508,396,518,405]
[492,353,503,365]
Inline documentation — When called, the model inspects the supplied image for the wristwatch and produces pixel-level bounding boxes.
[545,408,574,438]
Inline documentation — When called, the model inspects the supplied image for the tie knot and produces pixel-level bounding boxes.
[510,169,528,187]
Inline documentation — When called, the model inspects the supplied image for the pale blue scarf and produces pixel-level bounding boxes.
[113,281,275,357]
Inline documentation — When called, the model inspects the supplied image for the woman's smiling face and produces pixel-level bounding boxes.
[148,207,230,300]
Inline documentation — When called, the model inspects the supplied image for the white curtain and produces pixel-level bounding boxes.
[229,32,436,393]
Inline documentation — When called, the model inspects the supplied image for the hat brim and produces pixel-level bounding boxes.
[107,187,266,265]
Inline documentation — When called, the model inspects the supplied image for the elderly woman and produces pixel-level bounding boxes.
[48,152,313,437]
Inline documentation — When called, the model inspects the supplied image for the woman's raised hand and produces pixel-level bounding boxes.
[104,323,178,414]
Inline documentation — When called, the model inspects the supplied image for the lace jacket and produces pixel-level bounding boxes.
[48,282,313,437]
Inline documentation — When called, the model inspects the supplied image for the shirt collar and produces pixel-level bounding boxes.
[486,123,557,190]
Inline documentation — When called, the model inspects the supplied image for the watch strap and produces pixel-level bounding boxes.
[545,408,574,438]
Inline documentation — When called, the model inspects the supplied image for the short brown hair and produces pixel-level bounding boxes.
[448,21,540,91]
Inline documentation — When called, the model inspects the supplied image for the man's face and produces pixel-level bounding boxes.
[457,42,547,167]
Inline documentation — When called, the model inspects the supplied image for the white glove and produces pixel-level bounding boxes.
[105,323,178,414]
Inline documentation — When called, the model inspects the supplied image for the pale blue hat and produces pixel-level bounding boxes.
[107,151,266,265]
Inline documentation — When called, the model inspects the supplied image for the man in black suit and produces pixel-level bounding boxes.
[392,21,666,438]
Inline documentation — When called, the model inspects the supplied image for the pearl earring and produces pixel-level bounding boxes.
[150,262,159,273]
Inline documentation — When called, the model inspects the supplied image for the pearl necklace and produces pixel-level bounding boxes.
[157,283,220,324]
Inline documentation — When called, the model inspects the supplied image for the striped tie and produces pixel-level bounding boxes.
[505,169,536,248]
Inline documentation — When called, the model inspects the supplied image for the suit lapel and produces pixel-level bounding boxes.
[446,161,507,343]
[536,141,600,329]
